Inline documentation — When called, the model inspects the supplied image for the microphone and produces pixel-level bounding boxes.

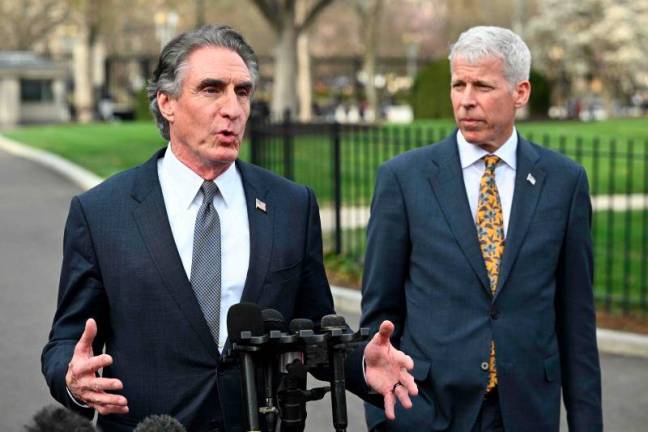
[276,353,308,432]
[24,405,96,432]
[260,308,287,431]
[133,414,187,432]
[280,318,312,373]
[227,302,265,432]
[321,314,350,432]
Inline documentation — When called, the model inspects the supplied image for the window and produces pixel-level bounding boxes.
[20,79,54,102]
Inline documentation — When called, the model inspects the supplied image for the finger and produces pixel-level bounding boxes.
[394,385,413,410]
[393,350,414,371]
[82,390,128,407]
[72,354,113,376]
[374,320,395,346]
[383,390,396,420]
[93,403,129,416]
[94,377,124,392]
[399,370,419,396]
[74,319,97,355]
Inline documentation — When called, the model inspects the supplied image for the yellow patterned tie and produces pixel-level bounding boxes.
[476,155,505,392]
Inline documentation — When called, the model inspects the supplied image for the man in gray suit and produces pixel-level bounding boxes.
[362,26,602,431]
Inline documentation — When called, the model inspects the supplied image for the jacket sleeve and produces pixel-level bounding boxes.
[41,196,109,417]
[555,167,603,431]
[293,186,336,322]
[343,163,411,408]
[360,163,410,341]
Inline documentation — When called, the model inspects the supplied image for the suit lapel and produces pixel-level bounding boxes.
[494,137,545,300]
[131,149,220,359]
[237,160,273,305]
[426,137,491,294]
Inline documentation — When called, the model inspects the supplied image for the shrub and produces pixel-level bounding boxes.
[410,58,453,119]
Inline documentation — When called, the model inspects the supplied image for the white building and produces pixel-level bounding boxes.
[0,52,69,127]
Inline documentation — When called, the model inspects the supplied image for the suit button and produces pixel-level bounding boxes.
[490,310,499,320]
[481,362,489,371]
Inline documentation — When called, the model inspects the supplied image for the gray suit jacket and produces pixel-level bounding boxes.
[362,133,602,431]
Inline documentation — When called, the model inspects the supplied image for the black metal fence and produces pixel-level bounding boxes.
[249,117,648,315]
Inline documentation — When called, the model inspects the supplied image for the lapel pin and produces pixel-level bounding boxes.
[526,173,536,185]
[255,198,267,213]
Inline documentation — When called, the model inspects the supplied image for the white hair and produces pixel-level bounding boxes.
[449,26,531,86]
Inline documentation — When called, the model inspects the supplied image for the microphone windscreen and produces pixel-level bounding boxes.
[289,318,314,333]
[227,302,264,342]
[321,314,346,329]
[24,405,96,432]
[262,308,287,332]
[133,414,187,432]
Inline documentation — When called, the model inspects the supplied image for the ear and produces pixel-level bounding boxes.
[513,80,531,108]
[157,91,176,123]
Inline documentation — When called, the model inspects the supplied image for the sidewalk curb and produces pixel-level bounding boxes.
[0,135,102,190]
[3,135,647,360]
[332,286,648,359]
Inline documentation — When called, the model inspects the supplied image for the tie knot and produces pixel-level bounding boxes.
[483,155,500,171]
[200,181,219,203]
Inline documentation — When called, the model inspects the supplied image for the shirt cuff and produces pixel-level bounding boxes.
[362,354,368,384]
[66,386,90,408]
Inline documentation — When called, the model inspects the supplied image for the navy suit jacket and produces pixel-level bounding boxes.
[42,149,369,431]
[362,134,602,431]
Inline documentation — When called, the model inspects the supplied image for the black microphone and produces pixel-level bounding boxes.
[24,405,96,432]
[260,308,286,431]
[280,318,312,373]
[276,355,308,432]
[227,302,265,432]
[321,314,350,432]
[133,414,187,432]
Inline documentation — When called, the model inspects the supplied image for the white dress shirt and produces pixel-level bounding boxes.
[158,145,250,352]
[457,129,517,236]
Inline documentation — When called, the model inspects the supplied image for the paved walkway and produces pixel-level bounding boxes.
[0,149,82,431]
[1,143,648,431]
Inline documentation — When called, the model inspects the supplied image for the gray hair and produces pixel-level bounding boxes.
[147,24,259,140]
[448,26,531,87]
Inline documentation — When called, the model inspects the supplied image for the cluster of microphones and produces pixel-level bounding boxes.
[25,303,367,432]
[225,302,369,432]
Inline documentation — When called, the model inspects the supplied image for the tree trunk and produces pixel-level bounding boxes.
[296,0,312,121]
[73,22,94,123]
[357,0,384,122]
[271,7,298,118]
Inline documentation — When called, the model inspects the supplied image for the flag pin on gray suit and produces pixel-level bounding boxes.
[526,173,536,185]
[256,198,267,213]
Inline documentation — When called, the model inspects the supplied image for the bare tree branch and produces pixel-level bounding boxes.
[297,0,335,34]
[248,0,282,33]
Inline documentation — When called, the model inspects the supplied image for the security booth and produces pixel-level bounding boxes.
[0,52,69,127]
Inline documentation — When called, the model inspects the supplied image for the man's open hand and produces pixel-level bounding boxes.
[65,319,129,415]
[364,320,418,420]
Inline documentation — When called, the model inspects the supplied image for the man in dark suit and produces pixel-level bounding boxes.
[362,26,602,431]
[42,25,416,432]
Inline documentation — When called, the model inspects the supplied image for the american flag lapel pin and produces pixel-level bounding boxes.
[526,173,536,185]
[255,198,267,213]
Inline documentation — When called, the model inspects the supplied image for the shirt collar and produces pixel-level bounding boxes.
[160,144,239,209]
[457,128,518,170]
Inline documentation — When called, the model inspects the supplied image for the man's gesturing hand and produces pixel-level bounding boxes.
[65,319,129,415]
[364,320,418,420]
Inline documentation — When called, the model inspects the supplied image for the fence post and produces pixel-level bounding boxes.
[331,121,342,255]
[282,109,294,180]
